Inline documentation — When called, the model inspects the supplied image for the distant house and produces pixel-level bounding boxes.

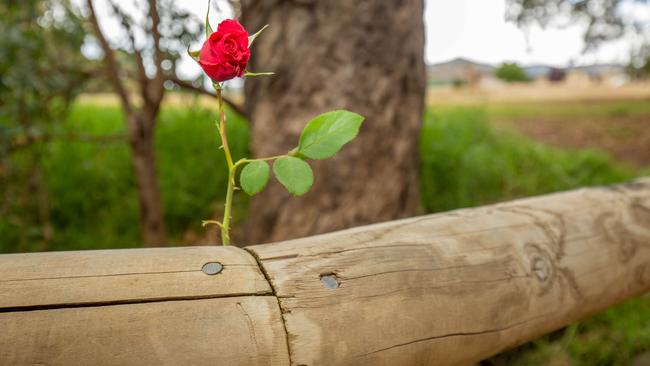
[524,64,627,86]
[426,58,629,88]
[546,68,567,83]
[574,64,628,86]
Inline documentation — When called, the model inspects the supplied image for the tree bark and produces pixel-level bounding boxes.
[240,0,426,244]
[127,113,166,246]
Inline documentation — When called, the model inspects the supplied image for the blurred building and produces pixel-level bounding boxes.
[426,58,496,87]
[427,58,630,88]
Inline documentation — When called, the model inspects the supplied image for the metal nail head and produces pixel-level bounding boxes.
[202,262,223,275]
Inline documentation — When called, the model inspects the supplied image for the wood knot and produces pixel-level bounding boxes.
[531,256,550,282]
[524,243,555,290]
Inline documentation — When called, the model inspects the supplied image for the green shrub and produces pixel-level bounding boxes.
[495,62,530,83]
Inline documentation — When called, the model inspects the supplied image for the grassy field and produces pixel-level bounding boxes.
[419,107,633,212]
[1,95,649,365]
[1,104,249,251]
[428,85,650,168]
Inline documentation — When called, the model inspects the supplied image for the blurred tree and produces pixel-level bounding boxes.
[495,63,530,83]
[0,0,90,154]
[82,0,208,245]
[0,0,90,249]
[627,45,650,79]
[506,0,649,50]
[238,1,426,244]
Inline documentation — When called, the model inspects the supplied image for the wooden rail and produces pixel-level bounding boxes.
[1,178,649,365]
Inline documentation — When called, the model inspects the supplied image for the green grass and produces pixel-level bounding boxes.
[482,100,650,120]
[420,107,633,213]
[0,103,248,252]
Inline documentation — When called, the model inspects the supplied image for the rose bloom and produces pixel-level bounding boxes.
[199,19,250,82]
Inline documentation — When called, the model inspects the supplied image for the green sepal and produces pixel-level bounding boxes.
[244,71,275,77]
[205,0,213,39]
[248,24,269,47]
[187,47,200,62]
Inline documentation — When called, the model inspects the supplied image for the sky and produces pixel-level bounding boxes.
[423,0,646,67]
[84,0,648,79]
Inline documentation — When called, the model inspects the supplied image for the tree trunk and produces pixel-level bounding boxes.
[127,114,166,246]
[240,0,426,244]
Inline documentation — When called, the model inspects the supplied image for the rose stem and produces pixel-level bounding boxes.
[216,85,234,246]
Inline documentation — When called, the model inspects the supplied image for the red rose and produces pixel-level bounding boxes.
[199,19,250,82]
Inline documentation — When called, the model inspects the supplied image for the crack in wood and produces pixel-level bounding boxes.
[244,247,294,366]
[356,313,553,358]
[0,291,274,313]
[237,301,259,358]
[338,261,515,281]
[0,269,202,283]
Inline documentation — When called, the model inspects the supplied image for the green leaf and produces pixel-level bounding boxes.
[205,0,213,39]
[273,157,314,196]
[248,24,269,47]
[240,161,270,196]
[297,110,364,160]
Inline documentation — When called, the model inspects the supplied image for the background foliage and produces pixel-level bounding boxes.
[495,63,530,83]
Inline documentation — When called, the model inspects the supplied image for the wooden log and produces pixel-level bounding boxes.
[0,246,290,365]
[0,246,271,309]
[247,178,650,365]
[1,179,649,365]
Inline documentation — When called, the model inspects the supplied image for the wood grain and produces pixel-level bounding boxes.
[0,246,270,309]
[0,296,289,366]
[248,178,650,366]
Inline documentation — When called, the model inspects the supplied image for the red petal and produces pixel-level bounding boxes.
[217,19,248,36]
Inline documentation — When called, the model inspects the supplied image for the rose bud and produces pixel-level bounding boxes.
[199,19,251,82]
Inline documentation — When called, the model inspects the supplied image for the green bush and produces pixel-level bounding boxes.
[495,62,530,83]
